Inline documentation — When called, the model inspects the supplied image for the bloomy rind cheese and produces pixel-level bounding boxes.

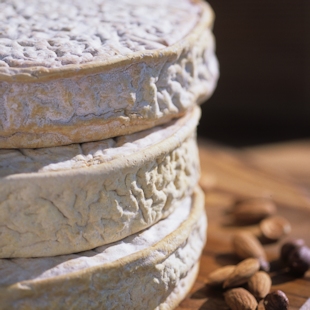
[0,0,204,71]
[0,187,207,310]
[0,107,201,258]
[0,0,218,148]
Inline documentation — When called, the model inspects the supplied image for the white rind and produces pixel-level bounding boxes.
[0,106,198,176]
[0,0,201,69]
[156,261,200,310]
[0,107,201,258]
[0,187,207,310]
[0,0,218,148]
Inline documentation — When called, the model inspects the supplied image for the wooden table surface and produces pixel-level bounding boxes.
[177,140,310,310]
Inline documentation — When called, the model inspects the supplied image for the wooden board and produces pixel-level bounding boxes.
[177,140,310,310]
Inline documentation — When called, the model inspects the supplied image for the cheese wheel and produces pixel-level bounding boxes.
[0,0,218,148]
[0,107,200,258]
[0,187,206,310]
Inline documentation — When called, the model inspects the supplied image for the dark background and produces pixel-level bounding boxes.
[198,0,310,147]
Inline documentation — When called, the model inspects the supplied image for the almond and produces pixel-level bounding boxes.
[224,288,258,310]
[233,198,277,224]
[223,258,260,289]
[232,231,270,271]
[205,265,235,287]
[247,271,271,299]
[260,216,291,241]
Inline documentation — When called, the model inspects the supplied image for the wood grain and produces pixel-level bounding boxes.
[176,141,310,310]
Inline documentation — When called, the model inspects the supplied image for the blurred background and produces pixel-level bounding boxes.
[198,0,310,147]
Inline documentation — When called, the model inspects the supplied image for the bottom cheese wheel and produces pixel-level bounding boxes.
[0,187,206,310]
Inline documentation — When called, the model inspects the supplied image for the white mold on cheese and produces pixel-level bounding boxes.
[0,0,200,68]
[0,0,218,148]
[0,188,207,310]
[0,107,201,258]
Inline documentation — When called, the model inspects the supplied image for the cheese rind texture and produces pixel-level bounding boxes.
[0,187,207,310]
[0,108,200,258]
[0,0,201,68]
[0,0,218,148]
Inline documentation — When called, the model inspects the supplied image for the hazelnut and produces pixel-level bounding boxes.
[280,239,305,263]
[288,245,310,276]
[263,290,289,310]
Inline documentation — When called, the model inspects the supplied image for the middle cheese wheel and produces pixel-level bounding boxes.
[0,107,201,258]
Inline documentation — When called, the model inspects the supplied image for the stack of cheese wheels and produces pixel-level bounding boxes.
[0,0,218,309]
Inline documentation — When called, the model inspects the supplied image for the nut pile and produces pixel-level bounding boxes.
[205,198,310,310]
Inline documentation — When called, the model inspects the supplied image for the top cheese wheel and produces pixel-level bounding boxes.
[0,0,218,148]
